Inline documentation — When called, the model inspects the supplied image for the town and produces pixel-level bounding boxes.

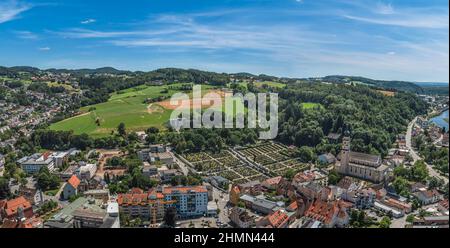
[0,68,448,229]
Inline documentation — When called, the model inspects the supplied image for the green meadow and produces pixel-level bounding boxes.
[301,102,324,110]
[49,84,233,137]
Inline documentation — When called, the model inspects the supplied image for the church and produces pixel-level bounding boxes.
[336,134,389,184]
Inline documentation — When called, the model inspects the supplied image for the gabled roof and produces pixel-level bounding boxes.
[67,175,81,189]
[4,196,32,217]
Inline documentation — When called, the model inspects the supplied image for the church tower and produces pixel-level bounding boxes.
[340,130,351,173]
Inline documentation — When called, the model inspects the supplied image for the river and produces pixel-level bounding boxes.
[430,109,449,131]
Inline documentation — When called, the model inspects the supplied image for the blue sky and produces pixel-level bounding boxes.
[0,0,448,82]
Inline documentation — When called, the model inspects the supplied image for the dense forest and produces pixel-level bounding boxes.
[276,82,428,157]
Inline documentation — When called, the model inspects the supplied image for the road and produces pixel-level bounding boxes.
[211,186,231,225]
[405,117,448,184]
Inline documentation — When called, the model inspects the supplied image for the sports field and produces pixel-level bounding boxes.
[49,84,243,137]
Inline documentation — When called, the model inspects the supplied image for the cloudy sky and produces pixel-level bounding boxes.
[0,0,448,82]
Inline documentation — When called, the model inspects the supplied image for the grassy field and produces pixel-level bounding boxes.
[233,81,286,89]
[301,102,324,110]
[50,84,226,137]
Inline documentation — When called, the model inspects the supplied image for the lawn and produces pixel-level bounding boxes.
[301,102,324,110]
[49,83,227,137]
[254,81,286,88]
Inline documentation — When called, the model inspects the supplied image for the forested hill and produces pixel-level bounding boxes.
[317,75,425,94]
[277,82,428,157]
[0,66,434,94]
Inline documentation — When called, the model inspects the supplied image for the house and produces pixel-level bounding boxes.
[374,200,404,218]
[303,199,350,228]
[262,176,285,193]
[237,180,262,196]
[256,209,295,228]
[230,207,255,228]
[83,189,110,203]
[437,200,449,215]
[160,169,180,183]
[383,197,412,214]
[327,133,342,143]
[76,163,97,180]
[142,163,158,177]
[414,189,442,205]
[0,196,34,221]
[318,153,336,165]
[208,176,230,190]
[239,194,284,215]
[62,175,81,200]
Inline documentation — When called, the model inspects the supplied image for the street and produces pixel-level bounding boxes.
[405,117,448,184]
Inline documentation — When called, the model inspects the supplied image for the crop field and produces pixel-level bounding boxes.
[49,83,224,137]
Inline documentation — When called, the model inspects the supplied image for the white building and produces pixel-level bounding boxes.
[18,153,55,174]
[163,186,208,218]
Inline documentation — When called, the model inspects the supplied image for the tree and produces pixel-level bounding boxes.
[37,167,60,191]
[164,206,177,227]
[0,177,10,199]
[296,146,316,163]
[411,160,429,182]
[378,216,391,228]
[392,177,409,197]
[118,122,126,137]
[328,170,342,185]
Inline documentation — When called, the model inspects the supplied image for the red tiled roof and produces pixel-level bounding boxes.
[305,199,340,225]
[4,196,32,217]
[439,200,449,210]
[163,186,208,194]
[264,176,283,186]
[287,201,298,211]
[117,189,164,206]
[267,210,289,228]
[67,175,80,189]
[130,188,144,194]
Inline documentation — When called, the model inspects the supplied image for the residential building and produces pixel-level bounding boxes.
[62,175,80,200]
[303,199,350,228]
[117,189,165,221]
[239,194,284,215]
[256,209,296,228]
[164,186,208,218]
[318,153,336,165]
[76,163,97,180]
[18,152,55,174]
[230,207,255,228]
[374,200,404,218]
[413,189,442,205]
[0,196,34,221]
[208,176,230,190]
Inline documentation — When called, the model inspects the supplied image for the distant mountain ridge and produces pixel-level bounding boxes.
[0,65,447,95]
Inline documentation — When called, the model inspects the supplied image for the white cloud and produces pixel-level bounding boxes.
[0,0,32,24]
[343,14,448,29]
[81,19,96,24]
[15,30,38,39]
[374,3,394,15]
[38,47,50,51]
